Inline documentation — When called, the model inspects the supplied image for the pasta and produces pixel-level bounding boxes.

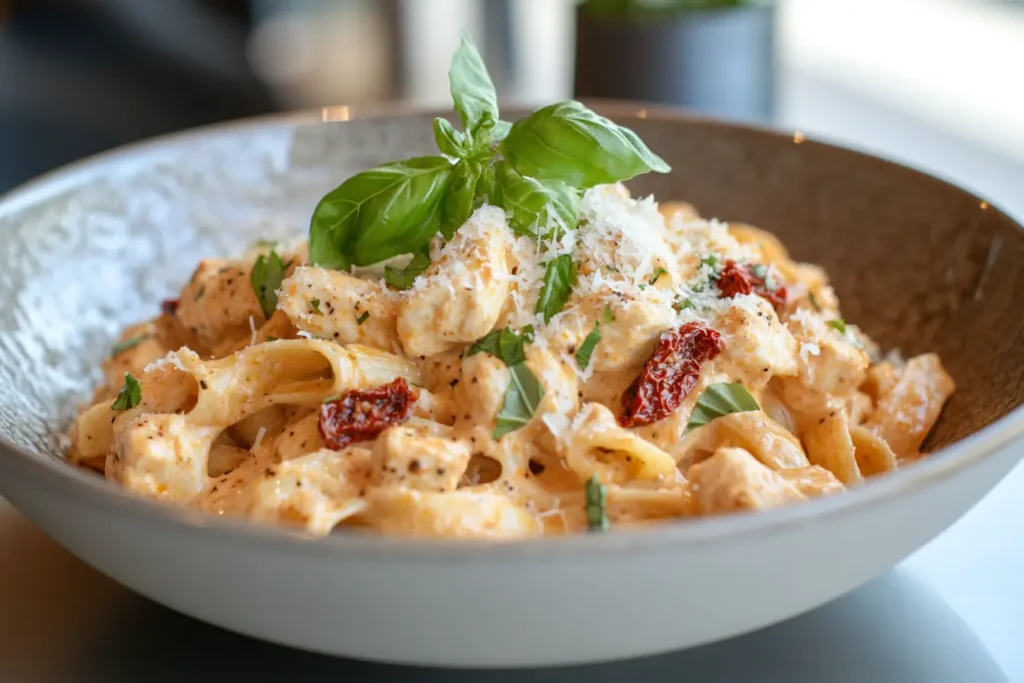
[68,186,955,539]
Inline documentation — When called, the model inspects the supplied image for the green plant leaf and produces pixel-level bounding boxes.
[110,334,153,357]
[250,248,288,319]
[585,473,609,532]
[433,117,467,157]
[440,160,482,239]
[685,382,760,433]
[493,362,545,439]
[466,327,529,365]
[449,35,499,138]
[384,250,431,290]
[495,162,580,237]
[501,100,670,188]
[111,372,142,411]
[536,254,578,323]
[576,324,601,371]
[308,156,453,270]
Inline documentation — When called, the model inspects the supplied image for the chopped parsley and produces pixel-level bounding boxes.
[110,334,152,357]
[808,292,821,311]
[356,311,370,325]
[585,473,609,532]
[648,267,668,285]
[827,318,847,334]
[673,297,695,312]
[603,303,615,323]
[310,298,323,316]
[195,284,206,301]
[111,373,142,411]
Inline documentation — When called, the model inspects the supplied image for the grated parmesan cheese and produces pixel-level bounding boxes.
[251,426,267,451]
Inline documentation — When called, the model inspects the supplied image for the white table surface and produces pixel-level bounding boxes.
[0,68,1022,682]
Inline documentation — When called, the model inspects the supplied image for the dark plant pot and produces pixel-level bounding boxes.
[574,4,776,123]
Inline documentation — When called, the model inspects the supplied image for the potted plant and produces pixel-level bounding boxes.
[574,0,775,123]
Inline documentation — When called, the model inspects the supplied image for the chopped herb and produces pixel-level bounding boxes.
[603,303,615,323]
[752,264,777,291]
[250,249,287,319]
[195,284,206,301]
[356,311,370,325]
[585,473,609,532]
[467,327,530,365]
[111,373,142,411]
[267,336,279,342]
[827,318,847,334]
[310,298,323,316]
[493,362,545,439]
[648,267,668,285]
[808,292,821,311]
[576,324,601,371]
[701,254,719,269]
[604,264,620,273]
[322,394,340,404]
[673,297,694,312]
[536,254,577,323]
[110,334,152,357]
[384,250,431,290]
[685,382,759,433]
[638,283,648,291]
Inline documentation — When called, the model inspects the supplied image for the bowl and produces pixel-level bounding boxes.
[0,103,1021,668]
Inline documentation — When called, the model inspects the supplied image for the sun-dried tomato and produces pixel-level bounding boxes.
[318,377,417,450]
[161,298,180,315]
[715,260,787,311]
[619,323,722,428]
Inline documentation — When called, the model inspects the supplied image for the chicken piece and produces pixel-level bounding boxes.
[175,258,266,351]
[371,421,471,492]
[688,447,806,514]
[787,308,870,397]
[714,294,799,392]
[397,206,512,358]
[278,266,399,352]
[108,414,220,503]
[249,447,372,535]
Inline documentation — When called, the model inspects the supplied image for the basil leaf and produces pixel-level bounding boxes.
[309,156,453,270]
[493,362,545,439]
[685,382,760,433]
[441,160,481,239]
[111,372,142,411]
[490,119,512,141]
[585,473,609,532]
[111,334,153,357]
[502,101,670,188]
[250,248,287,319]
[449,35,499,138]
[576,324,601,371]
[384,250,431,290]
[475,162,498,206]
[536,254,578,323]
[495,162,580,238]
[433,118,467,158]
[827,318,847,334]
[467,327,528,365]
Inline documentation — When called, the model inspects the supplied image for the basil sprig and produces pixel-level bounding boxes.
[467,326,545,439]
[308,35,670,273]
[576,324,602,371]
[685,382,760,433]
[384,250,431,290]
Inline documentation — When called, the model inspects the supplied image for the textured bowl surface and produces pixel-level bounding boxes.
[0,104,1021,667]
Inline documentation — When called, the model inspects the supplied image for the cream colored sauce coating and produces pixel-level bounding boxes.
[69,186,955,538]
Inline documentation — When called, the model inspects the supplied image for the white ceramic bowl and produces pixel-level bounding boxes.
[0,105,1021,667]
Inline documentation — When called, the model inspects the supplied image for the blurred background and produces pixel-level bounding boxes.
[1,0,1022,212]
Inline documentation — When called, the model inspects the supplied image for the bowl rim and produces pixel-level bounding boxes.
[0,100,1022,561]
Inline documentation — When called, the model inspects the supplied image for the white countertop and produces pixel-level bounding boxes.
[0,67,1021,682]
